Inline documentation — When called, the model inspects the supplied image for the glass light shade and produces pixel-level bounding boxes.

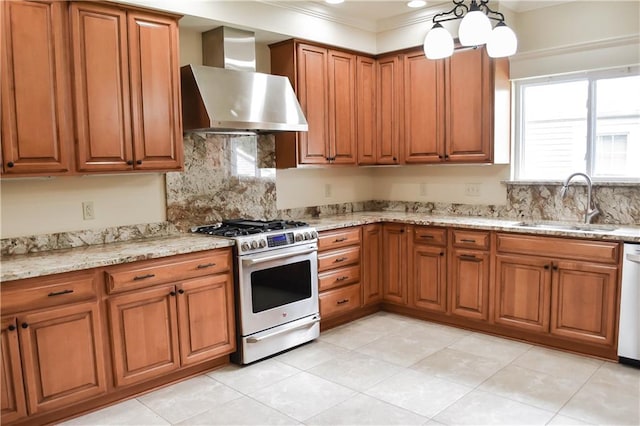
[407,0,427,7]
[458,10,492,46]
[424,23,454,59]
[486,22,518,58]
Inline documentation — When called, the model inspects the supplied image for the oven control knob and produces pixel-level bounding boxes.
[303,232,311,240]
[258,239,267,248]
[310,230,318,239]
[250,240,259,249]
[294,233,303,242]
[241,242,250,252]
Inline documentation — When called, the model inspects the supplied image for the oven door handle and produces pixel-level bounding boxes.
[242,248,317,266]
[246,315,321,343]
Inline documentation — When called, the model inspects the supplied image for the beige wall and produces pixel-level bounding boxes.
[0,175,166,238]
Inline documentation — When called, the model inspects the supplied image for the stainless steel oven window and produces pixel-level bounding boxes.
[250,259,312,313]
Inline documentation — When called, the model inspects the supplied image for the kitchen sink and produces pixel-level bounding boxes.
[515,221,618,233]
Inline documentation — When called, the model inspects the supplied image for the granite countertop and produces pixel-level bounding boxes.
[1,234,235,282]
[2,213,639,283]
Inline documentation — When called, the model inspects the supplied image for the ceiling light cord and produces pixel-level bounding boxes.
[423,0,517,60]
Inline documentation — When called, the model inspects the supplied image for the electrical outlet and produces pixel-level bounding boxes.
[419,182,428,197]
[464,183,481,197]
[82,201,95,220]
[324,183,332,198]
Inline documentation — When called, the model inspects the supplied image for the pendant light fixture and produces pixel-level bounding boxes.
[423,0,517,60]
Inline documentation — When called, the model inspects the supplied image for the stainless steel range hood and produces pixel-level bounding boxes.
[181,27,307,134]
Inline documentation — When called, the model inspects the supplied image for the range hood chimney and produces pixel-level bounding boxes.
[181,26,308,134]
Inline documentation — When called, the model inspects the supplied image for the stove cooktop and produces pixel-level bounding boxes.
[191,219,309,238]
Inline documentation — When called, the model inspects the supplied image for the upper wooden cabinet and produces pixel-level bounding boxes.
[1,0,73,175]
[376,54,403,165]
[71,3,182,172]
[1,0,182,177]
[356,57,377,165]
[270,40,358,167]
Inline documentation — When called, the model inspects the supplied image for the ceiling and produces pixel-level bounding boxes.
[179,0,573,43]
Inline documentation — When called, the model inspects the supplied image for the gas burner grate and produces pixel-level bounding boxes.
[192,219,310,238]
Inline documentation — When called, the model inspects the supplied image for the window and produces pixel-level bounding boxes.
[514,69,640,181]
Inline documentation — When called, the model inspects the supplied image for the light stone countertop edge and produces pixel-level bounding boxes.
[2,213,639,283]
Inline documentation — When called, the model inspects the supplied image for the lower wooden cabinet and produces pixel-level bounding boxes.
[1,317,27,424]
[449,248,490,321]
[410,228,447,313]
[361,224,383,305]
[382,223,408,305]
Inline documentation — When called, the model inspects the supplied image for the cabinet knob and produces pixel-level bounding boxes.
[178,289,185,294]
[170,291,176,296]
[21,323,29,329]
[440,252,445,256]
[392,157,397,162]
[544,264,550,270]
[7,325,16,331]
[126,160,133,166]
[444,154,449,159]
[136,160,142,165]
[7,161,14,168]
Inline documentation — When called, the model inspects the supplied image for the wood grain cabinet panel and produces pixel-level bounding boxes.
[71,2,132,171]
[361,224,383,305]
[18,301,107,414]
[108,285,180,387]
[327,49,357,164]
[494,254,551,333]
[376,54,403,164]
[128,10,182,171]
[176,275,235,366]
[1,317,27,424]
[449,248,490,321]
[382,223,408,304]
[403,51,444,163]
[1,0,73,175]
[410,243,447,313]
[551,262,618,346]
[356,56,377,165]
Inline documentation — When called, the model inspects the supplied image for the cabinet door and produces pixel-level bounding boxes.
[449,248,490,320]
[71,2,133,172]
[356,56,377,165]
[1,317,27,424]
[376,55,402,164]
[445,47,492,162]
[108,285,180,387]
[494,254,551,333]
[382,224,408,304]
[1,0,72,175]
[297,43,329,164]
[403,50,445,163]
[176,274,235,366]
[362,224,383,305]
[18,302,107,414]
[551,261,618,347]
[411,244,447,312]
[128,11,183,171]
[328,50,357,164]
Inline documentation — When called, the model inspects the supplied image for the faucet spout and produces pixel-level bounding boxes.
[561,172,599,224]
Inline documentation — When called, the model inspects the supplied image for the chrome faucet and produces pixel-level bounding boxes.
[560,172,599,224]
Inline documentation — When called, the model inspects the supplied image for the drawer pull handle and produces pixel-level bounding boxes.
[461,239,477,243]
[334,257,348,263]
[48,289,74,297]
[460,254,478,261]
[197,262,216,269]
[133,273,155,281]
[420,235,434,239]
[336,299,349,305]
[334,237,348,243]
[335,276,349,282]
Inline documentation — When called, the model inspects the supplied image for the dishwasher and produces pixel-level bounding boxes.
[619,243,640,367]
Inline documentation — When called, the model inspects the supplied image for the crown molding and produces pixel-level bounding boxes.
[511,34,640,62]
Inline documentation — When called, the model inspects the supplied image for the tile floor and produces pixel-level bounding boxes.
[61,312,640,425]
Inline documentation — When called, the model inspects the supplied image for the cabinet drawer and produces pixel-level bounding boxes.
[320,283,361,319]
[318,227,361,251]
[105,249,231,294]
[318,246,361,272]
[451,229,490,250]
[1,271,98,314]
[319,265,361,292]
[414,227,447,246]
[496,233,620,264]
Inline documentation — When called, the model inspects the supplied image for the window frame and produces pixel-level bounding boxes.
[512,66,640,182]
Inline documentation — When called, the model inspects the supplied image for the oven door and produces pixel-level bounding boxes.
[237,243,319,336]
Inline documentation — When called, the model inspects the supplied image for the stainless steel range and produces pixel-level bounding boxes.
[192,219,320,364]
